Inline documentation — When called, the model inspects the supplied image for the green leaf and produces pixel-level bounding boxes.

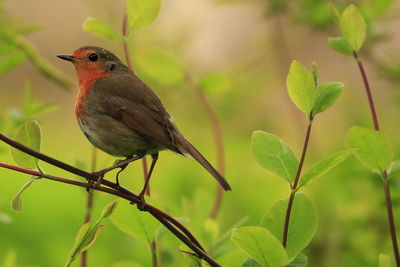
[232,226,288,267]
[0,51,26,75]
[379,253,396,267]
[328,3,341,24]
[110,199,159,245]
[285,253,308,267]
[286,60,316,115]
[100,200,118,219]
[135,49,184,86]
[10,120,41,169]
[340,4,366,51]
[311,62,318,88]
[388,159,400,176]
[346,126,393,172]
[251,131,299,183]
[327,37,353,56]
[199,73,231,94]
[126,0,162,30]
[299,149,354,187]
[83,17,121,42]
[112,262,142,267]
[261,193,317,262]
[311,82,344,117]
[242,258,262,267]
[11,176,40,211]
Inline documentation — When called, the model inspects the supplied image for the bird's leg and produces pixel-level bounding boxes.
[137,153,159,209]
[114,158,130,188]
[92,152,145,186]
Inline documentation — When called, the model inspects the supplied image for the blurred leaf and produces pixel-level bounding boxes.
[346,126,393,172]
[0,41,15,55]
[0,51,26,75]
[285,253,308,267]
[328,37,353,56]
[199,73,231,94]
[11,176,40,211]
[328,2,341,24]
[311,82,344,117]
[126,0,162,30]
[83,17,121,42]
[15,24,42,35]
[23,83,58,118]
[231,226,288,267]
[203,218,219,243]
[10,120,41,169]
[360,0,396,23]
[299,149,354,187]
[379,253,395,267]
[242,258,262,267]
[180,245,202,267]
[112,262,142,267]
[135,49,183,86]
[388,159,400,176]
[261,193,317,262]
[100,200,118,218]
[0,212,12,224]
[251,131,298,183]
[287,60,315,115]
[110,199,159,245]
[340,4,366,51]
[1,250,16,267]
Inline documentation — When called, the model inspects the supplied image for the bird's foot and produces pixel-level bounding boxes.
[91,170,106,187]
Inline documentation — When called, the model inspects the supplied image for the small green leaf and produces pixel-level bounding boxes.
[285,253,308,267]
[388,159,400,176]
[83,17,121,42]
[251,131,299,183]
[10,120,41,169]
[11,176,40,211]
[287,60,316,115]
[135,49,183,86]
[328,37,353,56]
[261,193,317,262]
[199,73,231,94]
[231,226,288,267]
[379,253,396,267]
[311,82,344,117]
[340,4,366,51]
[126,0,162,30]
[346,126,393,172]
[299,149,354,187]
[110,199,159,245]
[100,200,118,219]
[242,258,262,267]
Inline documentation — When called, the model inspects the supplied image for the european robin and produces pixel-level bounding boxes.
[57,46,231,199]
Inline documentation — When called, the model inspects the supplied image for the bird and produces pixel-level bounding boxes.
[57,46,231,201]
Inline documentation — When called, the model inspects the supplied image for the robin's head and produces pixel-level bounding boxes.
[57,46,128,77]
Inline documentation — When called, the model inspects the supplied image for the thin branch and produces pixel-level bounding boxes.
[282,121,313,248]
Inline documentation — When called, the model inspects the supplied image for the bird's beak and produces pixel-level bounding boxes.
[57,54,76,62]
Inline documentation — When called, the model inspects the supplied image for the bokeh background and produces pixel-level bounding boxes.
[1,0,400,266]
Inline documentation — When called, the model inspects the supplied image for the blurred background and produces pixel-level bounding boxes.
[1,0,400,266]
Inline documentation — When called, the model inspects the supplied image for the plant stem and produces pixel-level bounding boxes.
[185,74,226,219]
[282,121,313,247]
[81,147,97,267]
[353,51,400,265]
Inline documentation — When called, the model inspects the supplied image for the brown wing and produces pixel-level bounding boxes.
[90,73,182,154]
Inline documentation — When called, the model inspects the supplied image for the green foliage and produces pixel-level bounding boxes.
[327,37,353,56]
[135,49,184,86]
[65,200,118,267]
[0,51,26,75]
[11,176,40,211]
[83,17,122,42]
[231,226,288,267]
[346,126,393,172]
[260,193,317,262]
[180,245,202,267]
[199,73,231,94]
[285,253,308,267]
[110,199,159,245]
[251,131,298,183]
[1,250,16,267]
[126,0,162,30]
[242,258,262,267]
[379,253,395,267]
[10,120,41,169]
[311,82,344,117]
[286,60,316,115]
[112,262,142,267]
[388,159,400,176]
[299,150,354,187]
[339,4,366,52]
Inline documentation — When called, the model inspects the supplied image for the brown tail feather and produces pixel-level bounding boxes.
[174,134,231,191]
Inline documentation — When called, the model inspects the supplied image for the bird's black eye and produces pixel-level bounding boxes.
[88,53,98,62]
